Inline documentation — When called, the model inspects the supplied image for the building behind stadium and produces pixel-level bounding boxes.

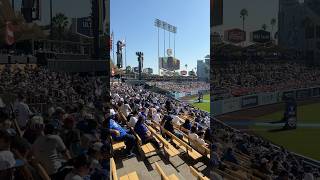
[279,0,320,65]
[197,55,210,82]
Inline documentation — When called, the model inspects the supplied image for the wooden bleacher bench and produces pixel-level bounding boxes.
[130,127,157,157]
[147,125,180,157]
[111,158,139,180]
[154,162,179,180]
[111,136,126,151]
[189,166,209,180]
[161,128,203,160]
[224,168,248,180]
[214,168,238,180]
[187,137,210,157]
[223,161,261,180]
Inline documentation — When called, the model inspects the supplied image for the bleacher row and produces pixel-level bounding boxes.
[110,82,320,180]
[110,82,275,180]
[109,106,210,180]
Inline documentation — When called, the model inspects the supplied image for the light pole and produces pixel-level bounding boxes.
[50,0,53,38]
[136,52,144,81]
[154,19,177,75]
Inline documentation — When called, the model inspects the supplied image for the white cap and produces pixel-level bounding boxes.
[110,109,116,116]
[30,116,44,126]
[0,151,24,171]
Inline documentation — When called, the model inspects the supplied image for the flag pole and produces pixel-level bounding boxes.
[112,31,115,63]
[124,37,127,68]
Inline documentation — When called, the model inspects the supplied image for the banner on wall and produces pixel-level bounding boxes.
[241,95,258,108]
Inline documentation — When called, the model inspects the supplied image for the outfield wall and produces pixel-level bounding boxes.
[172,89,209,99]
[212,86,320,116]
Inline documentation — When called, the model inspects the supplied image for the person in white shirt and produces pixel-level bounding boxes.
[13,94,32,130]
[152,109,162,124]
[171,114,183,126]
[128,111,138,128]
[188,126,208,154]
[119,101,132,117]
[113,93,120,103]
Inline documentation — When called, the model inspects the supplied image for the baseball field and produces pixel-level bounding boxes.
[188,94,320,161]
[251,103,320,161]
[191,94,210,112]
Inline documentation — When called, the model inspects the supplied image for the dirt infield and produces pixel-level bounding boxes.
[216,97,320,121]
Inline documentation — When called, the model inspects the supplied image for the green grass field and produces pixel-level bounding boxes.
[191,94,210,112]
[252,103,320,160]
[188,94,320,160]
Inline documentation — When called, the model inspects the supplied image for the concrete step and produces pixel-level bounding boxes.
[150,160,187,180]
[148,170,162,180]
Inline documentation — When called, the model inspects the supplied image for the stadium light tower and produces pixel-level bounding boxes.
[136,52,144,80]
[154,19,177,75]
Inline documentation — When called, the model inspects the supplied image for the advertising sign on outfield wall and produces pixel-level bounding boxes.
[312,88,320,97]
[224,28,246,44]
[282,91,296,99]
[296,89,311,99]
[250,30,271,43]
[241,95,258,108]
[260,92,278,105]
[222,97,241,113]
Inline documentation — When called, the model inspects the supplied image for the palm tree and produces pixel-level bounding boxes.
[301,16,314,65]
[270,18,276,38]
[52,13,69,40]
[261,24,268,31]
[240,9,248,31]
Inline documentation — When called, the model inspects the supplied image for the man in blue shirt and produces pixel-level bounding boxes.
[134,115,160,149]
[109,119,136,157]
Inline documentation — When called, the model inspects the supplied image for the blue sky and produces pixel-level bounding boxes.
[111,0,209,73]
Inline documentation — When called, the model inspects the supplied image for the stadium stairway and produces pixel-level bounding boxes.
[113,149,210,180]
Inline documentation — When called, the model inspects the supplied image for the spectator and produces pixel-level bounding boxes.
[64,154,91,180]
[13,94,32,130]
[109,118,136,157]
[221,148,239,165]
[31,123,71,177]
[134,115,160,149]
[163,115,183,139]
[182,119,192,131]
[23,115,45,144]
[0,150,25,180]
[128,111,138,128]
[60,116,81,158]
[119,100,132,117]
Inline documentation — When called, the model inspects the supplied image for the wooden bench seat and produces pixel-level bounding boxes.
[111,158,139,180]
[112,141,126,151]
[130,127,157,156]
[190,166,210,180]
[147,125,180,157]
[155,162,179,180]
[214,168,238,180]
[119,172,139,180]
[163,129,203,160]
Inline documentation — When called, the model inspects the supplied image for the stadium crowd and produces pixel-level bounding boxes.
[146,81,210,93]
[212,61,320,97]
[111,82,320,180]
[0,64,110,180]
[0,63,319,179]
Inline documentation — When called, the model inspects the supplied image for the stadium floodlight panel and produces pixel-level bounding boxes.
[154,19,177,34]
[154,19,161,28]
